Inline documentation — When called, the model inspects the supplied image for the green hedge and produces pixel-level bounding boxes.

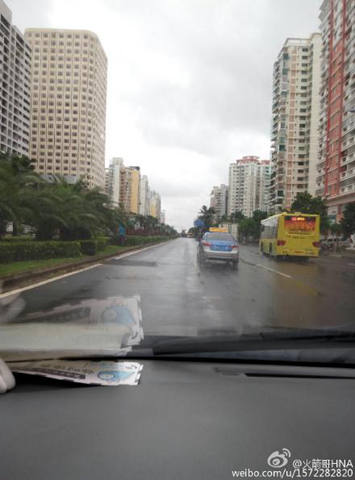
[124,235,169,246]
[96,236,109,251]
[2,235,35,242]
[0,236,167,263]
[79,240,97,256]
[79,237,108,256]
[0,241,81,263]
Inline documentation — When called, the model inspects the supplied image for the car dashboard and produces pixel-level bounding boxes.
[1,359,355,480]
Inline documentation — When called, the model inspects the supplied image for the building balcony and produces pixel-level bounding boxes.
[344,87,355,105]
[346,41,355,58]
[342,135,355,152]
[343,116,355,133]
[340,183,355,195]
[344,96,355,115]
[342,151,355,166]
[340,168,355,182]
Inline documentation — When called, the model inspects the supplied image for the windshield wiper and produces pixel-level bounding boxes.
[150,328,355,356]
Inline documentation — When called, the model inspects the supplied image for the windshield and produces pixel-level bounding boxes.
[0,0,355,367]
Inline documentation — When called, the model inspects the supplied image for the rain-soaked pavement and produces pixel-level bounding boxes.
[12,238,355,337]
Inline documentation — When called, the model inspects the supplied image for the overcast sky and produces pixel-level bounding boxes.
[7,0,321,230]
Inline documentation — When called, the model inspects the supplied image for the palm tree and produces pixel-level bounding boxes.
[229,211,245,224]
[198,205,215,229]
[0,153,42,237]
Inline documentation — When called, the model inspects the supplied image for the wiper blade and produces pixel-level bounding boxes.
[152,329,355,356]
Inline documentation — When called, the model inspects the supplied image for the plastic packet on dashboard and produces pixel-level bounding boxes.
[9,359,143,386]
[0,295,144,361]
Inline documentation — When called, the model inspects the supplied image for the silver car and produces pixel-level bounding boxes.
[198,232,239,268]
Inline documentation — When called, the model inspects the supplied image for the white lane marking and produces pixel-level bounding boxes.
[0,263,102,299]
[0,241,173,299]
[255,263,292,279]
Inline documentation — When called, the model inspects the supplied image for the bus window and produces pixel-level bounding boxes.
[284,216,316,234]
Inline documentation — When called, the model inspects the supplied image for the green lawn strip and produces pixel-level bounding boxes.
[0,244,150,278]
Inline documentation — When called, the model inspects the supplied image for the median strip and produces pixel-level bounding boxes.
[0,263,102,298]
[0,239,173,296]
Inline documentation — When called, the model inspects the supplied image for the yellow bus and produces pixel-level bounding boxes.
[260,212,320,258]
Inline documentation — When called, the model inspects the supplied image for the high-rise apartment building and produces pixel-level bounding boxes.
[119,167,129,211]
[210,184,228,219]
[104,157,123,206]
[257,160,272,212]
[128,166,140,214]
[150,191,161,219]
[139,174,150,216]
[228,156,270,217]
[24,28,107,189]
[0,0,31,156]
[119,166,140,214]
[269,34,321,212]
[316,0,355,221]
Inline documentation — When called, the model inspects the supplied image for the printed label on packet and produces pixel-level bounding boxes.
[10,360,143,386]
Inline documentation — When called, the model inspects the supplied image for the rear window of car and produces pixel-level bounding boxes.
[205,233,235,241]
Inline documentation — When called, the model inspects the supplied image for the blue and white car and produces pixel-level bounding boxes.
[198,232,239,268]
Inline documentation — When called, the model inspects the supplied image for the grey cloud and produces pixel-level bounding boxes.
[116,0,320,158]
[6,0,321,229]
[6,0,54,29]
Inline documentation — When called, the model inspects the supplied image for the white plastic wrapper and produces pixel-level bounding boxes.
[0,358,16,393]
[0,295,144,361]
[9,360,143,386]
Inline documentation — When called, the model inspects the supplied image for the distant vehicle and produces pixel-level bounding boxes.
[219,223,239,241]
[340,238,352,248]
[260,212,320,258]
[208,227,229,233]
[187,232,194,238]
[323,237,350,249]
[198,231,239,268]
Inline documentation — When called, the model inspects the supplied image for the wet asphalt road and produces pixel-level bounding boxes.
[15,238,355,335]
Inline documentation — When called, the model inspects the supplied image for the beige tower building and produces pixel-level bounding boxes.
[150,191,161,219]
[0,0,31,156]
[269,34,321,212]
[119,166,140,214]
[210,184,228,220]
[228,156,271,217]
[128,166,140,214]
[24,28,107,189]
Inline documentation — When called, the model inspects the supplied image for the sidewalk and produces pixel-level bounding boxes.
[321,248,355,259]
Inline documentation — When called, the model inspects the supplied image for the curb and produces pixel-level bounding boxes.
[0,240,171,294]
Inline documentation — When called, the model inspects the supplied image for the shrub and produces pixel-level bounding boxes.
[79,240,97,256]
[2,235,35,242]
[0,241,81,263]
[124,235,169,246]
[79,237,108,256]
[96,236,109,251]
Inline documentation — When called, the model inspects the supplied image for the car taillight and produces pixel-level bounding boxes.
[313,241,320,247]
[202,241,211,247]
[232,245,239,249]
[277,240,286,246]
